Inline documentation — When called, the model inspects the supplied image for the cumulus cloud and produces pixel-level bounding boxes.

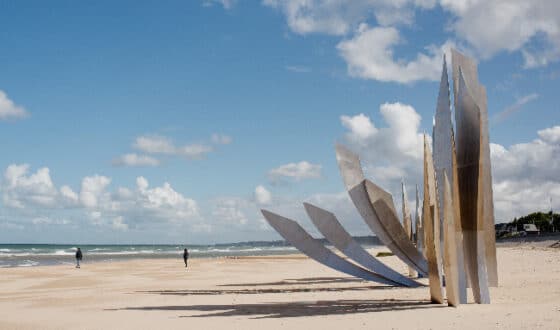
[80,175,111,209]
[1,165,200,230]
[538,126,560,144]
[2,165,59,208]
[480,125,560,221]
[133,135,215,160]
[265,1,560,83]
[337,24,452,83]
[339,102,427,202]
[112,153,161,167]
[440,0,560,67]
[262,0,435,35]
[342,102,424,162]
[132,177,199,221]
[268,161,322,182]
[0,90,28,120]
[255,185,272,204]
[491,126,560,185]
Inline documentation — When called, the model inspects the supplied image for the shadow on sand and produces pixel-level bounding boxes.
[109,298,441,319]
[218,276,365,287]
[135,283,396,296]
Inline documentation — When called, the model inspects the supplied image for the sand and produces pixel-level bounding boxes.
[1,244,559,330]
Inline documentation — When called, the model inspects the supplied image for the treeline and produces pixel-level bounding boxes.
[510,212,560,232]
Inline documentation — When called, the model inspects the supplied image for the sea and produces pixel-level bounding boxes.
[0,237,383,268]
[0,242,297,268]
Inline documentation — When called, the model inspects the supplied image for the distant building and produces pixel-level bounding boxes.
[522,224,540,236]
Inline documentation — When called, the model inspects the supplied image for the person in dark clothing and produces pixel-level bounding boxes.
[183,248,189,268]
[75,247,83,268]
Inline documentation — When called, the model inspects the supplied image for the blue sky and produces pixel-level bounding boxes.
[0,1,559,244]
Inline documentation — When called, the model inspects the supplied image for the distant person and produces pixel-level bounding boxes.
[75,247,83,268]
[183,248,189,268]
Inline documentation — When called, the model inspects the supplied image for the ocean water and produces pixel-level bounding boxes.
[0,242,299,268]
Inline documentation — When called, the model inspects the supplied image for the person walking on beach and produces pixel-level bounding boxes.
[75,247,83,268]
[183,248,189,268]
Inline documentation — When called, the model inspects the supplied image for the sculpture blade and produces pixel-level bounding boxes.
[451,49,497,288]
[303,202,421,287]
[454,68,490,304]
[261,209,397,286]
[423,135,444,304]
[335,145,428,276]
[335,144,366,190]
[443,171,460,307]
[415,184,425,258]
[433,55,453,256]
[401,181,417,277]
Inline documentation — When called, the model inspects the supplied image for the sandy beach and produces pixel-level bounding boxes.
[1,243,559,330]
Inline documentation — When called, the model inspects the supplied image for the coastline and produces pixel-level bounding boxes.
[1,244,559,329]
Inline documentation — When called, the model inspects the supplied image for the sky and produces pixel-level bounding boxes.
[0,0,559,244]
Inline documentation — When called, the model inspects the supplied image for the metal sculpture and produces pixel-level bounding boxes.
[335,144,428,276]
[303,202,421,287]
[260,48,497,306]
[261,210,398,285]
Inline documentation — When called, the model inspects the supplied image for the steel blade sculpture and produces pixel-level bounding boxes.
[261,210,399,286]
[260,49,497,306]
[303,202,421,287]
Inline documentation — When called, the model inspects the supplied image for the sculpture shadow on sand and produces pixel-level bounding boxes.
[109,299,442,319]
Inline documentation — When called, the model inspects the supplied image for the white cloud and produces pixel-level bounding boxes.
[211,134,233,145]
[133,135,214,160]
[134,178,199,221]
[255,185,272,204]
[0,90,28,120]
[80,175,111,209]
[177,144,214,160]
[112,153,161,167]
[490,125,560,220]
[342,102,424,162]
[265,1,560,83]
[339,102,427,199]
[341,113,377,142]
[538,126,560,144]
[60,185,79,205]
[337,24,452,83]
[268,161,322,182]
[440,0,560,67]
[262,0,436,35]
[493,93,539,123]
[2,165,59,208]
[1,165,201,230]
[491,127,560,184]
[134,135,176,154]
